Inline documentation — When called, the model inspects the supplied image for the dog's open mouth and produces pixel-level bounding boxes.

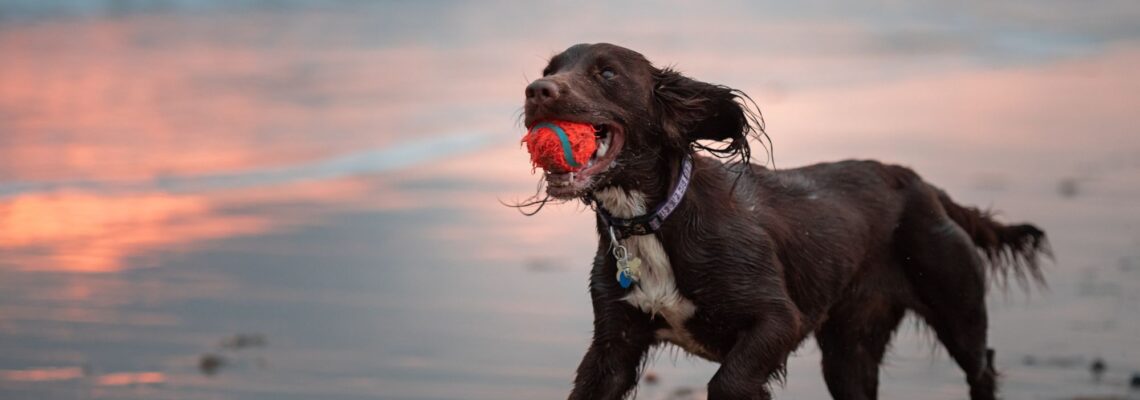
[544,122,624,199]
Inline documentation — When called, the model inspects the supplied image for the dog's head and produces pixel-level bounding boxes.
[523,43,763,200]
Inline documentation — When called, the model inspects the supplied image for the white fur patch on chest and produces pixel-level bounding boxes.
[593,187,714,360]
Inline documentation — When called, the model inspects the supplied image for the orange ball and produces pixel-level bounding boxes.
[521,120,597,172]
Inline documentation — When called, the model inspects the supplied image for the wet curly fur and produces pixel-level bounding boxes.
[520,43,1049,400]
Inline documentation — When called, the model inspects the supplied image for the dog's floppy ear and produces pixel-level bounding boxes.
[653,68,749,150]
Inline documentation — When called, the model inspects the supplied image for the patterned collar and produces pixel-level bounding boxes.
[592,153,693,240]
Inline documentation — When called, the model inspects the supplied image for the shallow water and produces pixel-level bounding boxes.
[1,1,1139,399]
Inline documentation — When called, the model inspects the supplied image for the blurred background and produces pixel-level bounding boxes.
[1,1,1139,399]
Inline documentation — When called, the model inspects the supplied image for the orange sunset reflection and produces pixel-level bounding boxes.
[0,176,401,273]
[94,372,166,386]
[0,367,85,383]
[0,367,166,388]
[0,14,526,273]
[0,191,269,272]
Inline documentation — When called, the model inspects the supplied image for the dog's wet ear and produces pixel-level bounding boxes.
[653,68,748,148]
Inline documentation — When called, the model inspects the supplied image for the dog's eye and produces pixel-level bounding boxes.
[600,68,616,80]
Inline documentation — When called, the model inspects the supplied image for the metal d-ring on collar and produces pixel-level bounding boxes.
[592,153,693,240]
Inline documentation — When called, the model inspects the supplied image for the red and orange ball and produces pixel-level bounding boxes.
[521,120,597,172]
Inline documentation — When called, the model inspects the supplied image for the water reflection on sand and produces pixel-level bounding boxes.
[1,2,1139,399]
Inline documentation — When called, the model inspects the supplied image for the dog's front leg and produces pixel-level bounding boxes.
[706,300,802,400]
[568,252,655,400]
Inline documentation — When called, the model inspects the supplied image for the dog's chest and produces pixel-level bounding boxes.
[594,188,715,360]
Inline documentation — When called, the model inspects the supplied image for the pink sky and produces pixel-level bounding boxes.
[0,11,1137,274]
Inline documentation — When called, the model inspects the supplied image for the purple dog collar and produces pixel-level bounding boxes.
[594,153,693,240]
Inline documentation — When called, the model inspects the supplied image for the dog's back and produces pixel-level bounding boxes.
[741,158,1048,399]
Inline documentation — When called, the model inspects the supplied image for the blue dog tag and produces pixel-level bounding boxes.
[618,269,632,288]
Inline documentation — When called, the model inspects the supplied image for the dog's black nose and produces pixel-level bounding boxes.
[525,79,560,105]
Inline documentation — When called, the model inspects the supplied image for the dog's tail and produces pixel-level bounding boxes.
[938,190,1050,288]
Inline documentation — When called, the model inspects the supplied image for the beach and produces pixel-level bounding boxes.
[1,1,1138,399]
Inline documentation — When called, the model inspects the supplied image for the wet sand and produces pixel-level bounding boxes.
[1,1,1139,399]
